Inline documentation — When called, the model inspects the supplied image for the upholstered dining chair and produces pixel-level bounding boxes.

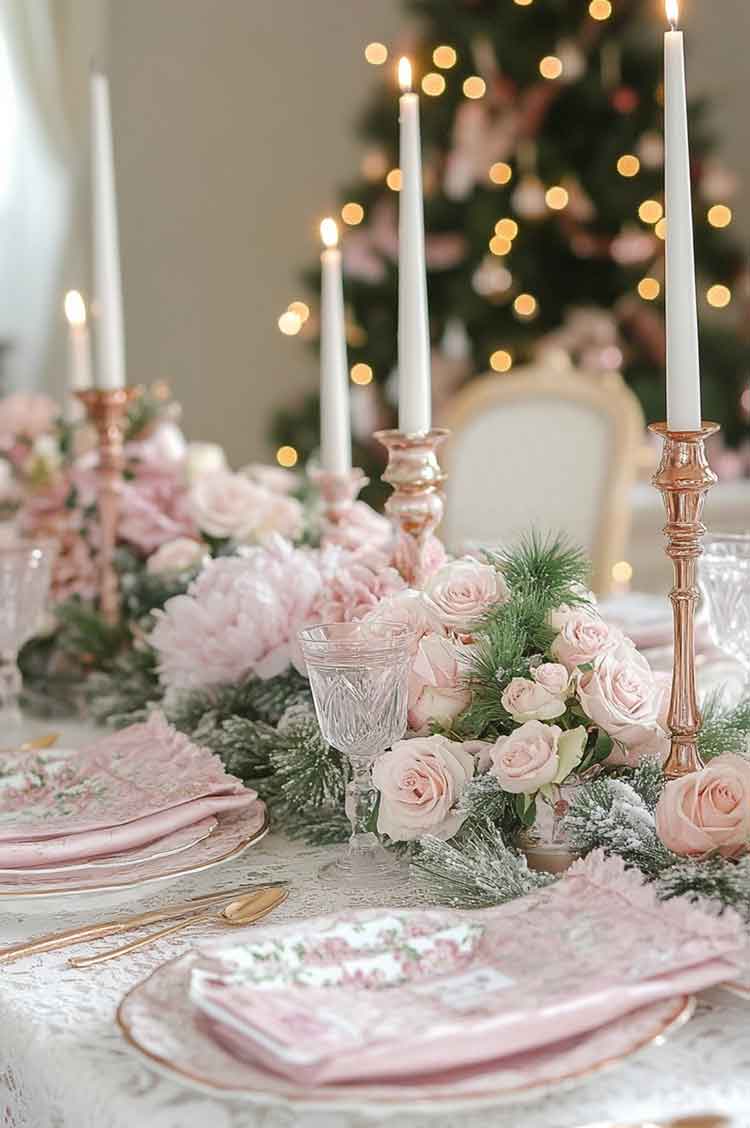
[438,363,645,595]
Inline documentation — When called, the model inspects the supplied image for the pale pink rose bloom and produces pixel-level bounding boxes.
[656,754,750,858]
[119,475,197,555]
[423,556,509,633]
[146,537,206,575]
[577,643,664,751]
[188,471,302,543]
[362,589,438,642]
[0,393,58,448]
[546,592,597,631]
[551,612,623,670]
[150,538,323,689]
[408,633,472,733]
[532,662,571,697]
[501,676,566,724]
[489,722,587,795]
[373,735,474,842]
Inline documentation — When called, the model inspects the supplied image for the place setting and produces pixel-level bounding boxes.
[4,0,750,1125]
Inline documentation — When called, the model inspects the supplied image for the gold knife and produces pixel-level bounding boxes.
[0,881,288,964]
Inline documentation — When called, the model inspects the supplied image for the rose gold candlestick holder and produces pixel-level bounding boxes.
[650,421,719,778]
[308,466,369,531]
[375,428,449,588]
[76,387,140,626]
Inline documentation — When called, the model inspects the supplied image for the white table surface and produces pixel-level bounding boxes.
[3,721,750,1128]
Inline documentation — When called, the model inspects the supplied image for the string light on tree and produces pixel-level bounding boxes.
[589,0,612,19]
[489,161,513,185]
[611,560,633,585]
[489,234,512,256]
[638,277,661,301]
[278,310,302,335]
[638,199,663,224]
[514,0,533,6]
[539,55,563,80]
[364,42,388,65]
[513,292,538,318]
[287,300,310,323]
[617,154,641,177]
[432,45,457,68]
[422,72,446,96]
[707,204,732,228]
[386,167,402,191]
[276,445,299,468]
[350,363,373,385]
[463,75,486,99]
[490,349,513,372]
[707,284,732,308]
[545,185,569,210]
[495,218,519,240]
[341,202,364,225]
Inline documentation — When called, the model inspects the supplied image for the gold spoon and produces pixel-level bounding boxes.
[69,886,288,968]
[0,732,60,756]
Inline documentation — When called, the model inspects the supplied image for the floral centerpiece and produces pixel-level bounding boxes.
[87,530,750,917]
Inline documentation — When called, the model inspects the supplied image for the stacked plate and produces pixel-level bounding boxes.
[118,852,744,1112]
[0,713,267,912]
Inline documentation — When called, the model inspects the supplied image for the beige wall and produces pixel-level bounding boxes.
[108,0,401,466]
[103,1,749,466]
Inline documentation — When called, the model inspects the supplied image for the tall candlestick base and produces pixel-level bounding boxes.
[375,428,449,588]
[76,388,140,626]
[650,421,719,778]
[308,466,369,531]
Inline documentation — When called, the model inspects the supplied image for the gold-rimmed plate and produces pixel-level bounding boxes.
[117,951,694,1114]
[0,804,268,914]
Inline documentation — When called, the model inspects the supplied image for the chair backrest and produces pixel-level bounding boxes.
[439,363,645,594]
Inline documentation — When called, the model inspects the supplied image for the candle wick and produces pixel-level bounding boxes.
[668,17,677,29]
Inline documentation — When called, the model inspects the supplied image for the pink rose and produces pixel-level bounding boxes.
[189,471,302,543]
[501,676,566,723]
[551,611,622,670]
[373,735,474,842]
[489,721,587,794]
[577,643,666,753]
[362,589,437,641]
[408,633,472,733]
[532,662,571,697]
[424,557,509,633]
[656,754,750,858]
[146,537,206,575]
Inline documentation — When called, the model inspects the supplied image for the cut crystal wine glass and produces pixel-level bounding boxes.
[700,533,750,685]
[0,540,55,735]
[298,621,413,889]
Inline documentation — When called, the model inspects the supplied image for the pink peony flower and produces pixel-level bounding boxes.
[408,633,472,733]
[372,735,474,842]
[322,501,393,554]
[501,676,566,723]
[551,611,622,670]
[312,545,406,625]
[362,589,438,641]
[423,557,509,634]
[532,662,571,697]
[0,393,58,449]
[392,532,447,586]
[655,754,750,858]
[146,537,206,575]
[150,537,323,689]
[489,721,587,794]
[119,473,197,555]
[189,471,302,543]
[577,643,666,755]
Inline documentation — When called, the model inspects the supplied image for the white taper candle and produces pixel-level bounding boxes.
[664,0,701,431]
[397,58,432,435]
[319,218,352,474]
[90,71,126,390]
[64,290,92,421]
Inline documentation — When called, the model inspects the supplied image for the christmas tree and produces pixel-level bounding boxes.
[273,0,749,498]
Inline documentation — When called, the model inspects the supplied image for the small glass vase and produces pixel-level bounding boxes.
[516,782,583,875]
[298,621,413,890]
[700,534,750,690]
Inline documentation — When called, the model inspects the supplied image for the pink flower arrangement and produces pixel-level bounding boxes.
[655,754,750,858]
[372,735,475,842]
[188,471,303,544]
[0,393,58,452]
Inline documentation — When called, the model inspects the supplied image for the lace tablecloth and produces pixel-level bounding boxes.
[2,725,750,1128]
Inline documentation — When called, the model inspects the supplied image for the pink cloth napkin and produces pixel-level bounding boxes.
[0,713,257,867]
[190,852,745,1085]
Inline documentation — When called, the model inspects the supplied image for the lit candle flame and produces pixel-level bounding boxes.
[64,290,87,328]
[398,56,412,92]
[320,217,339,248]
[665,0,679,29]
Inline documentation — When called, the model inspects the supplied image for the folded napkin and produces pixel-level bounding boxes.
[190,851,745,1085]
[0,713,257,867]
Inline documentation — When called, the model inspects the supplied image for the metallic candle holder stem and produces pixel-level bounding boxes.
[650,421,719,778]
[375,428,449,588]
[76,388,140,626]
[308,466,369,531]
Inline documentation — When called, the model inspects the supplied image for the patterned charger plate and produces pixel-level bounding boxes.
[117,951,694,1113]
